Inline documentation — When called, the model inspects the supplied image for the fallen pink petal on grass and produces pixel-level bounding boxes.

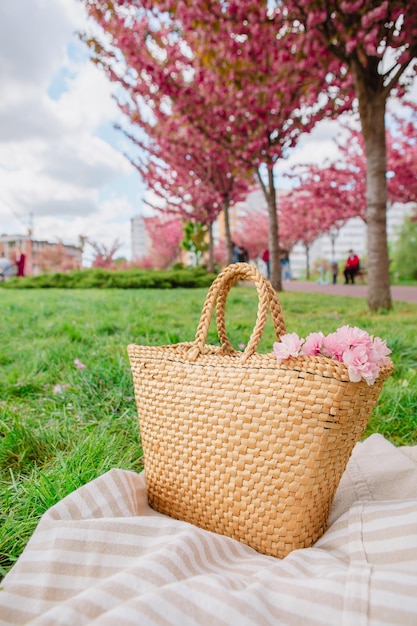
[73,359,87,370]
[53,383,71,394]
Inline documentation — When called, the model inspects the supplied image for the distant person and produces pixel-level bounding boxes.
[0,252,12,281]
[330,259,339,285]
[262,248,270,279]
[237,245,249,263]
[343,250,360,284]
[317,261,329,285]
[16,250,26,277]
[280,249,292,281]
[232,242,240,264]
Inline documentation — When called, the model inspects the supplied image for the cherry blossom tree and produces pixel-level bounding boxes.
[37,242,82,274]
[278,0,417,309]
[82,0,352,291]
[88,239,122,269]
[387,103,417,204]
[286,107,417,237]
[126,122,252,269]
[279,190,334,279]
[83,0,416,303]
[156,0,416,306]
[134,214,183,269]
[235,208,269,261]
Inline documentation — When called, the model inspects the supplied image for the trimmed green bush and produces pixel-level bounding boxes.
[0,267,217,289]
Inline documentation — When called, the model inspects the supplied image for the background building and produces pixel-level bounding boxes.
[0,235,82,276]
[131,215,150,260]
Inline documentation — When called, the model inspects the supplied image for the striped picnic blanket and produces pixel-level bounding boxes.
[1,433,417,625]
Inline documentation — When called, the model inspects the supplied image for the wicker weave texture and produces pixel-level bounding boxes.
[128,263,392,558]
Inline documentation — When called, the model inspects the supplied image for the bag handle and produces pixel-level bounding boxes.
[188,263,287,363]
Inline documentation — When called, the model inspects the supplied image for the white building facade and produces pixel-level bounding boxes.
[131,215,148,260]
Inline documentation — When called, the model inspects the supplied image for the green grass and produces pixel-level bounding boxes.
[1,286,416,577]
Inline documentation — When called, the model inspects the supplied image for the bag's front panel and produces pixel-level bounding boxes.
[129,349,380,558]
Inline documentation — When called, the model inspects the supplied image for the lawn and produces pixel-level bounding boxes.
[1,286,416,577]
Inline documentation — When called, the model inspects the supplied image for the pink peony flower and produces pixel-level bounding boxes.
[273,333,304,361]
[342,345,380,386]
[321,332,345,361]
[369,336,392,365]
[322,325,372,361]
[302,332,325,356]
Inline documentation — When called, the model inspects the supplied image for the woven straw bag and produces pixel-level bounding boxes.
[128,263,393,558]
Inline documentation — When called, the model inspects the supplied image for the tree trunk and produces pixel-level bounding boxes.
[353,67,392,311]
[223,200,233,266]
[305,243,310,280]
[207,221,214,273]
[257,165,282,291]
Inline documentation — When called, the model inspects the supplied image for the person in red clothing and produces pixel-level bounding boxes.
[343,249,360,284]
[262,248,270,279]
[16,250,26,277]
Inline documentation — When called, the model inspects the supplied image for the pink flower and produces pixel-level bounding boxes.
[272,325,392,385]
[273,333,304,361]
[321,332,345,361]
[342,346,380,386]
[302,332,325,356]
[322,325,372,361]
[369,336,392,365]
[74,358,87,370]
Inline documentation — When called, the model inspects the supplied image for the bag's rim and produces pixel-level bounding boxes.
[127,342,393,384]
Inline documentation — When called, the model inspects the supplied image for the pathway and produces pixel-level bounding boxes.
[282,280,417,304]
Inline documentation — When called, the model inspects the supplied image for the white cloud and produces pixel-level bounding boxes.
[48,195,134,264]
[53,62,122,132]
[277,118,354,173]
[0,0,140,261]
[0,1,75,85]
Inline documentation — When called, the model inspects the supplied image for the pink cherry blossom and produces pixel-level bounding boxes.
[273,333,304,361]
[302,331,325,356]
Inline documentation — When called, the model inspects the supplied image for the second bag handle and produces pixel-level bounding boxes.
[188,263,287,363]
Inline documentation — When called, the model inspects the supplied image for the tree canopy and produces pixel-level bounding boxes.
[83,0,417,308]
